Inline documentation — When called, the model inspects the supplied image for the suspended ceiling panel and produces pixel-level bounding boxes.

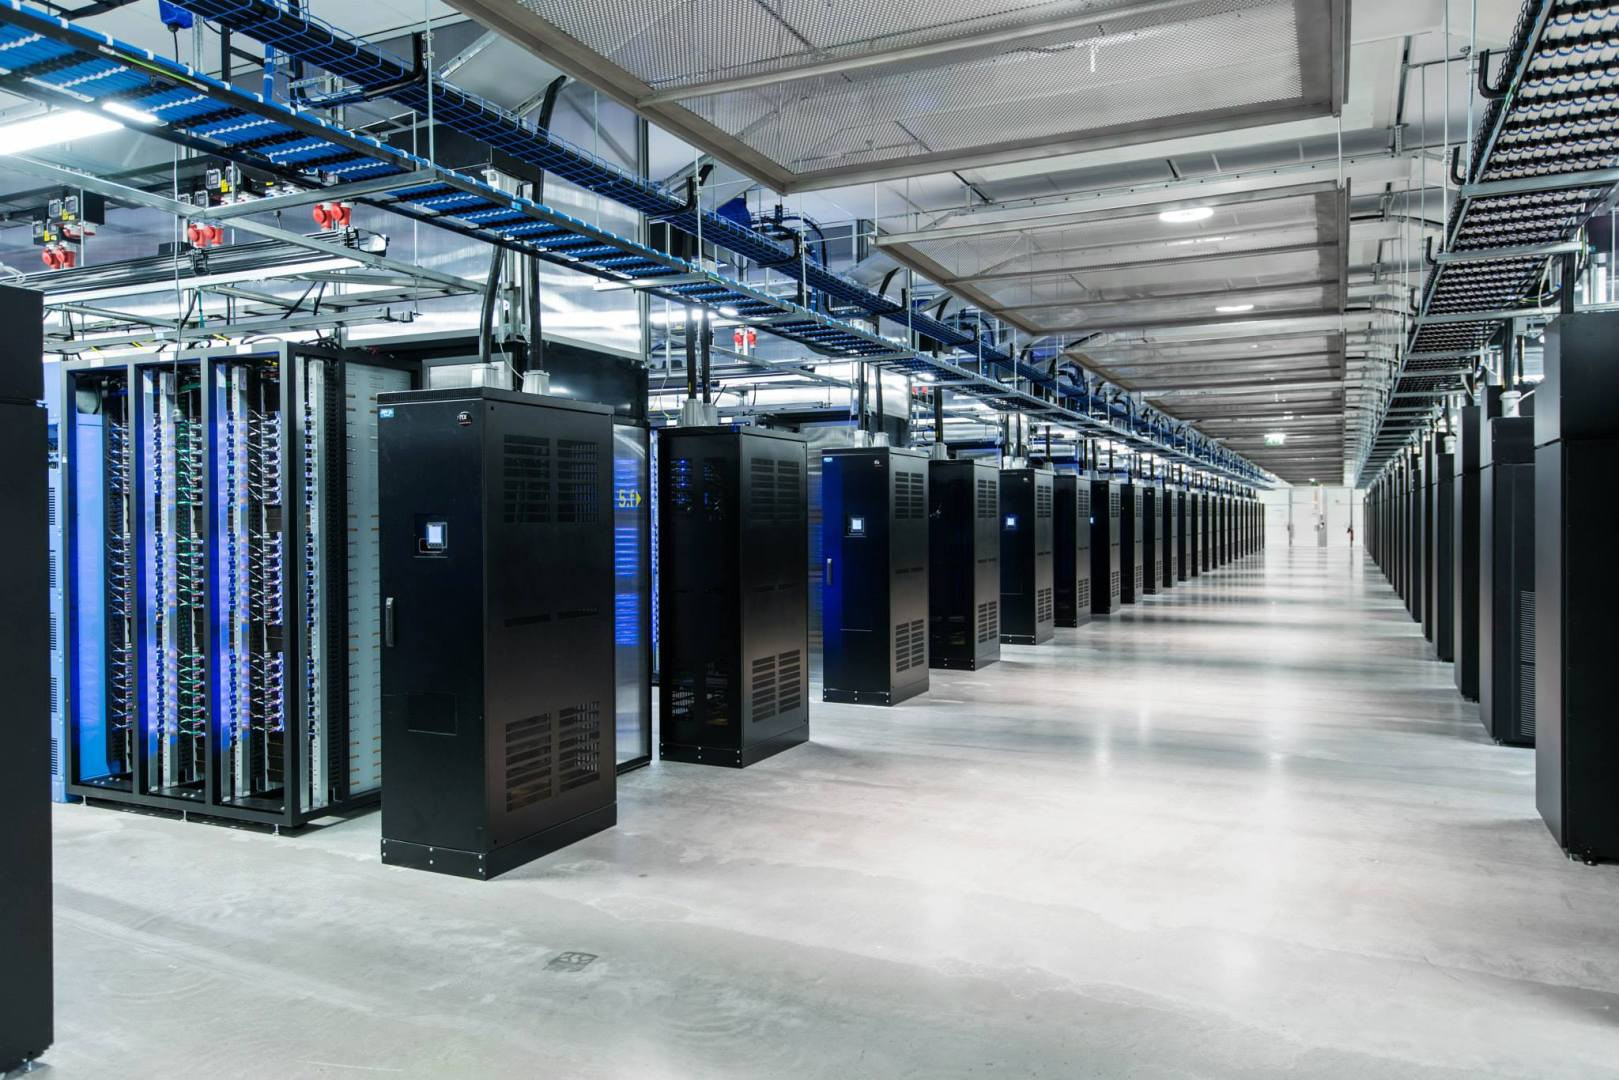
[450,0,1348,191]
[879,179,1348,483]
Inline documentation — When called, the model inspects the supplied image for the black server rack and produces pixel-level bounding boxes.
[1142,484,1162,594]
[822,446,930,706]
[1159,484,1178,589]
[1120,481,1145,602]
[0,285,50,1073]
[928,458,1000,670]
[1187,490,1201,577]
[1217,493,1228,565]
[1408,451,1424,623]
[1479,416,1535,747]
[61,345,413,828]
[999,468,1055,644]
[1053,473,1093,626]
[1535,314,1619,861]
[1200,491,1213,572]
[1453,392,1497,701]
[658,426,809,766]
[1429,445,1456,662]
[377,388,615,878]
[1090,477,1122,613]
[1175,486,1190,581]
[1421,442,1439,643]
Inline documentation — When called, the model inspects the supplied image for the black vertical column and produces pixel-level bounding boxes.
[1536,314,1619,861]
[0,284,50,1072]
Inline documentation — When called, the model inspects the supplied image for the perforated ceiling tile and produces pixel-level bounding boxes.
[457,0,1346,189]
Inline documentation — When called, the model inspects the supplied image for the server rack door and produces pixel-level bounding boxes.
[1073,476,1093,622]
[1432,456,1456,662]
[821,450,891,700]
[1454,413,1483,701]
[999,471,1036,641]
[1089,480,1121,613]
[926,460,1000,669]
[1121,483,1143,603]
[972,464,1002,664]
[888,454,930,699]
[1142,487,1159,594]
[1052,474,1078,626]
[1032,471,1054,643]
[736,432,811,757]
[377,395,491,854]
[1160,488,1176,588]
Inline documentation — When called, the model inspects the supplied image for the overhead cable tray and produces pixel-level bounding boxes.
[1359,0,1619,482]
[0,0,1266,482]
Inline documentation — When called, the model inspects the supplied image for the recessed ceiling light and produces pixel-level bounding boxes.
[0,109,122,155]
[1159,206,1213,224]
[1215,303,1255,314]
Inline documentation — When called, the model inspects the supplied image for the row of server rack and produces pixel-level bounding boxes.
[821,449,1263,702]
[1364,310,1619,863]
[48,358,1265,880]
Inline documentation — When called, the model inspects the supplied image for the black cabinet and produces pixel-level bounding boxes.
[1479,417,1535,748]
[928,458,1000,670]
[378,388,617,879]
[822,446,930,705]
[0,284,50,1071]
[1090,478,1122,613]
[1053,473,1093,626]
[999,468,1055,644]
[658,426,809,766]
[1536,314,1619,861]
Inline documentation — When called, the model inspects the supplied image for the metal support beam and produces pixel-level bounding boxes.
[1433,240,1583,264]
[1459,168,1619,200]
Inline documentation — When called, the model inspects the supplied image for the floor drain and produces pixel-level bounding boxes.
[546,951,598,972]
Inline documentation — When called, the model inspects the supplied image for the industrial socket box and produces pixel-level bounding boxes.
[821,446,930,706]
[378,387,616,880]
[928,458,1000,670]
[999,467,1055,644]
[658,426,809,766]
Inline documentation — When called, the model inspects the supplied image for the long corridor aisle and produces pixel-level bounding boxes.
[49,548,1619,1079]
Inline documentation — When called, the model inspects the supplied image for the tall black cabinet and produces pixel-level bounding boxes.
[0,284,50,1070]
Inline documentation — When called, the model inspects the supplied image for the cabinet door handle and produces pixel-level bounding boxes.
[384,597,396,647]
[824,558,834,586]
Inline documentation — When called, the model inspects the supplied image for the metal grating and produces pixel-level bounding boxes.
[465,0,1344,190]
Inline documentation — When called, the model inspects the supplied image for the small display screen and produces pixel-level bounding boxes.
[1004,514,1018,531]
[418,518,449,555]
[846,515,866,537]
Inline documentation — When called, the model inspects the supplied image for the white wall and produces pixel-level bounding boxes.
[1260,486,1363,548]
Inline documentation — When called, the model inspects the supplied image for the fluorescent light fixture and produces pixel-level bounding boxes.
[1159,206,1213,224]
[0,109,122,154]
[1215,303,1255,314]
[1264,432,1286,446]
[102,101,159,125]
[718,306,738,317]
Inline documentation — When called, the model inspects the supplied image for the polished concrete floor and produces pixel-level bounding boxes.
[44,547,1619,1079]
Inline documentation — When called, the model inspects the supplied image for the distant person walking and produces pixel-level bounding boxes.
[1347,524,1355,546]
[1286,521,1294,546]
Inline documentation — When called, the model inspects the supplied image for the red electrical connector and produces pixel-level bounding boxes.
[312,202,353,229]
